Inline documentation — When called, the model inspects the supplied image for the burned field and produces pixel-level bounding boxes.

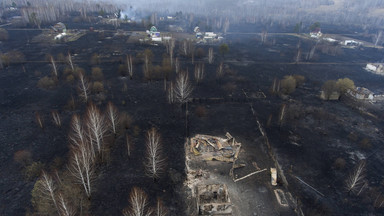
[1,19,384,216]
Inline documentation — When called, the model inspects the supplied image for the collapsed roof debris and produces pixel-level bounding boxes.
[190,133,241,163]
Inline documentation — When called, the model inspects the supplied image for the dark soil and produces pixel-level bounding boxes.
[1,20,384,216]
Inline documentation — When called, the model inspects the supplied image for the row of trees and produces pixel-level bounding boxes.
[321,78,355,100]
[32,99,170,214]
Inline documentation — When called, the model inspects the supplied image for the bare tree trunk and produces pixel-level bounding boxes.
[85,104,106,155]
[216,62,224,79]
[127,55,133,79]
[35,112,44,129]
[68,138,94,199]
[51,110,61,127]
[106,102,119,135]
[78,73,89,102]
[126,134,132,157]
[194,63,205,84]
[174,71,194,104]
[175,58,180,74]
[67,53,74,72]
[57,193,76,216]
[145,128,166,179]
[123,187,152,216]
[167,82,175,104]
[50,56,58,77]
[346,160,366,195]
[39,171,59,213]
[169,39,175,66]
[153,198,168,216]
[208,47,214,64]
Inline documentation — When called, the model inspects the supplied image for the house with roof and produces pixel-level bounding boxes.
[347,87,374,100]
[365,63,384,75]
[310,28,322,38]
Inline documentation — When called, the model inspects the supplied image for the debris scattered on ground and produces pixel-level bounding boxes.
[196,184,232,215]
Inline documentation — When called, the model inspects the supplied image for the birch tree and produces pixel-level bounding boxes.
[85,103,106,155]
[67,53,74,71]
[68,138,95,199]
[50,56,58,77]
[57,193,76,216]
[106,101,119,135]
[39,171,59,213]
[78,72,90,102]
[216,62,224,79]
[152,198,168,216]
[145,128,166,179]
[174,71,193,104]
[208,47,214,64]
[346,160,366,195]
[194,63,205,84]
[123,187,152,216]
[127,55,133,79]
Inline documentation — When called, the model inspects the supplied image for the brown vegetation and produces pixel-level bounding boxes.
[37,76,58,89]
[14,150,32,167]
[91,67,103,81]
[195,105,207,118]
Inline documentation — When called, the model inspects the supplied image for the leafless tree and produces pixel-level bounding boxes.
[174,71,193,104]
[223,18,230,34]
[374,30,383,47]
[106,102,119,135]
[271,78,280,94]
[169,39,175,66]
[78,72,90,102]
[208,47,214,64]
[85,103,106,155]
[216,62,224,79]
[346,160,366,195]
[144,53,151,81]
[295,49,301,63]
[167,82,175,104]
[57,193,76,216]
[126,134,132,157]
[279,104,286,126]
[35,112,44,129]
[123,187,152,216]
[261,31,268,44]
[145,128,166,179]
[165,38,175,66]
[152,198,168,216]
[67,53,74,72]
[69,114,86,147]
[51,110,61,127]
[194,63,205,84]
[181,40,188,56]
[175,58,180,74]
[50,56,58,77]
[68,138,95,199]
[127,55,133,79]
[38,171,59,213]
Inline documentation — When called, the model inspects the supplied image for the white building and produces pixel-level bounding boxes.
[204,32,217,40]
[365,63,384,75]
[310,29,322,38]
[344,40,362,46]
